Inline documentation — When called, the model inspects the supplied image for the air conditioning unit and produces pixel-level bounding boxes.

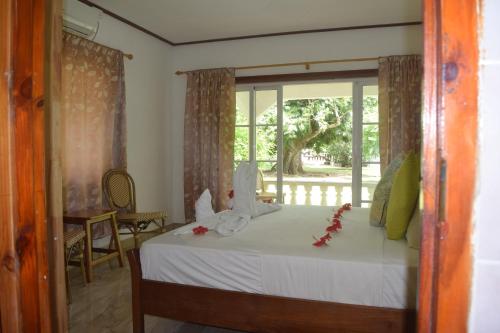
[63,0,102,39]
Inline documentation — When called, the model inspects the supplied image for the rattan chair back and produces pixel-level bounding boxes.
[102,169,137,213]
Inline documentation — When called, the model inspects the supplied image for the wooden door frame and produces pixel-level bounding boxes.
[419,0,479,332]
[0,0,51,331]
[0,0,65,332]
[1,0,479,331]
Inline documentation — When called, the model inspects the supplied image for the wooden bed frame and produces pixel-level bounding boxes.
[127,249,415,333]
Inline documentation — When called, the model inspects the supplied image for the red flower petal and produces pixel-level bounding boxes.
[193,226,209,235]
[342,203,352,210]
[313,239,327,247]
[326,225,337,232]
[320,233,332,241]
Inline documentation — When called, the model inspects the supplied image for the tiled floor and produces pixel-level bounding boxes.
[68,228,242,333]
[68,258,242,333]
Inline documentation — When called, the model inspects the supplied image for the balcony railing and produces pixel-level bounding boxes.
[262,179,376,206]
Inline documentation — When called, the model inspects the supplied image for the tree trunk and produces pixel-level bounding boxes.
[283,146,305,175]
[282,113,343,175]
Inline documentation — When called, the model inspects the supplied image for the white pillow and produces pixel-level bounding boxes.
[195,189,215,222]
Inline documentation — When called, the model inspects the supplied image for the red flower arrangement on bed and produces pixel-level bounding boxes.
[192,226,209,235]
[313,203,352,247]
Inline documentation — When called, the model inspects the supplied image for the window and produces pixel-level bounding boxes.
[234,79,379,207]
[361,85,381,207]
[235,91,251,165]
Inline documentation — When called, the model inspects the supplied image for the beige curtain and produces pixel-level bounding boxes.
[379,55,422,171]
[184,68,236,222]
[61,32,126,221]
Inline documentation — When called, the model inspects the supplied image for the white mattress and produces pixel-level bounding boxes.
[140,205,418,309]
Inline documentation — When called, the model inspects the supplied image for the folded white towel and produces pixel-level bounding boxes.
[254,200,281,216]
[176,163,279,238]
[174,211,250,237]
[233,162,281,218]
[215,211,250,236]
[232,162,256,216]
[195,188,215,222]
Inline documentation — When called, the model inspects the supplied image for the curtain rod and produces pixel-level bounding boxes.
[123,53,134,60]
[175,57,379,75]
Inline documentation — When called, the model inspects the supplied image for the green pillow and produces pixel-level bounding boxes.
[386,153,420,240]
[369,154,405,227]
[406,207,421,249]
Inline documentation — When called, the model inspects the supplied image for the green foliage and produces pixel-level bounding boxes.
[234,126,249,161]
[283,98,351,151]
[233,96,380,169]
[304,98,353,167]
[362,97,380,162]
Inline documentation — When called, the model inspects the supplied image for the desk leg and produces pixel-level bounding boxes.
[85,222,93,282]
[111,214,124,267]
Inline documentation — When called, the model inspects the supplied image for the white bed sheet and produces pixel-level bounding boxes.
[140,205,418,309]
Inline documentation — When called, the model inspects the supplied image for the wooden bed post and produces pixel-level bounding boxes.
[127,249,145,333]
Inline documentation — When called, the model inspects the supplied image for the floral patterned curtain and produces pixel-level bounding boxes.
[61,32,126,223]
[184,68,236,222]
[378,55,422,171]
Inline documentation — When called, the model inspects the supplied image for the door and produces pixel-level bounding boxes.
[236,80,379,207]
[235,86,284,202]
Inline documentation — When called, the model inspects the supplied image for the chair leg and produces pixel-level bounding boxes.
[110,213,124,267]
[107,234,115,269]
[80,256,87,286]
[161,218,166,233]
[64,248,71,304]
[108,233,114,250]
[134,233,140,249]
[85,222,93,283]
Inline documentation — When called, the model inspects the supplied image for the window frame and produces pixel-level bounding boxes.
[236,77,379,207]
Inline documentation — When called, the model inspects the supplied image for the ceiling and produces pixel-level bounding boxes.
[88,0,422,44]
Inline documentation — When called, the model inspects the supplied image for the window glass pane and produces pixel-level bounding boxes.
[362,124,380,162]
[236,91,250,125]
[362,164,381,201]
[282,83,353,207]
[363,85,378,123]
[257,161,277,195]
[234,126,249,160]
[256,90,277,125]
[256,125,277,160]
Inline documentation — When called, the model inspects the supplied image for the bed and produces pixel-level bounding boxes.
[127,205,418,333]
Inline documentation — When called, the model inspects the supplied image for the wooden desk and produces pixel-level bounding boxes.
[63,210,124,282]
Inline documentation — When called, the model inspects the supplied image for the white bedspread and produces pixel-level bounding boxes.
[140,205,418,309]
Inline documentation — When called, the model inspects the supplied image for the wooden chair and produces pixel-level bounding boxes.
[102,169,167,248]
[64,229,86,303]
[256,168,278,203]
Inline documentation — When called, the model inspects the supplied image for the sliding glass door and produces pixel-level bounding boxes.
[234,78,378,207]
[235,87,284,202]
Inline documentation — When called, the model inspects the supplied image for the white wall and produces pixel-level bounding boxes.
[66,5,173,212]
[168,25,423,222]
[470,0,500,331]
